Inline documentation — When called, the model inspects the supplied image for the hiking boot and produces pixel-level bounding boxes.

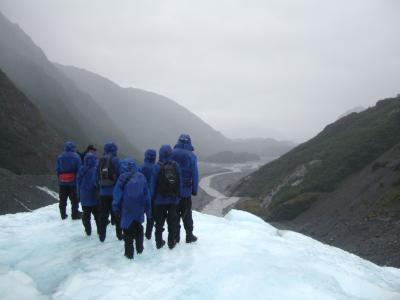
[156,240,166,249]
[99,232,106,242]
[71,211,82,220]
[85,228,92,236]
[186,233,198,243]
[145,220,153,240]
[125,253,134,260]
[175,234,180,244]
[168,233,176,249]
[59,207,67,220]
[168,241,176,250]
[145,231,151,240]
[116,229,123,241]
[137,247,144,254]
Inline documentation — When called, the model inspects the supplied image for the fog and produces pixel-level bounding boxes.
[1,0,399,142]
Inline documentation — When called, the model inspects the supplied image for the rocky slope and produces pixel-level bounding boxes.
[0,69,61,174]
[0,68,61,214]
[231,96,400,266]
[0,168,58,215]
[277,142,400,267]
[0,11,140,157]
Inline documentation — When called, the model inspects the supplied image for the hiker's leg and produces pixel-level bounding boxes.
[167,204,178,249]
[123,223,134,259]
[58,186,68,219]
[154,205,167,248]
[134,222,144,254]
[82,206,92,235]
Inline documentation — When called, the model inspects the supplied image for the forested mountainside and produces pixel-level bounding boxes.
[231,96,400,266]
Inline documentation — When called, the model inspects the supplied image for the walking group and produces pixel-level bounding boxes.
[55,134,199,259]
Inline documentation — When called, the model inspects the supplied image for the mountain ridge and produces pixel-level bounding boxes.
[0,11,140,158]
[230,95,400,267]
[0,68,61,174]
[57,63,294,157]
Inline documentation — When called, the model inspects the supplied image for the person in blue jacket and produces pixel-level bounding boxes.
[76,153,100,236]
[170,134,199,243]
[139,149,157,240]
[96,142,121,242]
[113,158,151,260]
[55,141,82,220]
[150,145,183,249]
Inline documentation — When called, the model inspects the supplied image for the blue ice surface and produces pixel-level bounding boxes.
[0,204,399,300]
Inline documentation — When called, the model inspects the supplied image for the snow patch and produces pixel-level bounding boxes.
[36,186,59,200]
[0,266,47,300]
[0,205,399,300]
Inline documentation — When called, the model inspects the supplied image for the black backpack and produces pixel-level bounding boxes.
[157,161,180,197]
[98,156,117,187]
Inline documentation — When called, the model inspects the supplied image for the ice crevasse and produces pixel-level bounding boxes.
[0,204,399,300]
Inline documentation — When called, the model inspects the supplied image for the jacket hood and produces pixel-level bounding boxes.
[64,141,76,152]
[159,145,172,163]
[144,149,157,164]
[104,142,118,156]
[84,153,97,167]
[174,134,194,151]
[120,158,138,173]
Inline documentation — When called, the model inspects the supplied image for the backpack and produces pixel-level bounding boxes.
[157,161,180,197]
[98,156,117,187]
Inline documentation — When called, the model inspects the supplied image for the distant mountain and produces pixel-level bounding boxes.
[338,106,365,119]
[0,12,140,158]
[230,96,400,266]
[229,138,295,157]
[57,65,295,158]
[204,151,260,164]
[0,69,61,174]
[56,64,232,157]
[0,11,293,160]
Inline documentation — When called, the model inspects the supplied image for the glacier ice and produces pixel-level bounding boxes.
[0,204,399,300]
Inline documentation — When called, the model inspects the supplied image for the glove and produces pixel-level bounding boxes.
[192,192,197,196]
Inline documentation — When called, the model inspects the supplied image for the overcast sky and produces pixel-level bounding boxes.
[1,0,399,142]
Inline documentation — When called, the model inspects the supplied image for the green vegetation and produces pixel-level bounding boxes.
[236,199,268,217]
[232,96,400,220]
[380,189,400,210]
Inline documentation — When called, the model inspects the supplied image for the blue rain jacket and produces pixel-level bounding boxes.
[76,153,99,207]
[113,158,151,229]
[139,149,156,187]
[150,145,183,205]
[55,141,82,186]
[170,134,199,198]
